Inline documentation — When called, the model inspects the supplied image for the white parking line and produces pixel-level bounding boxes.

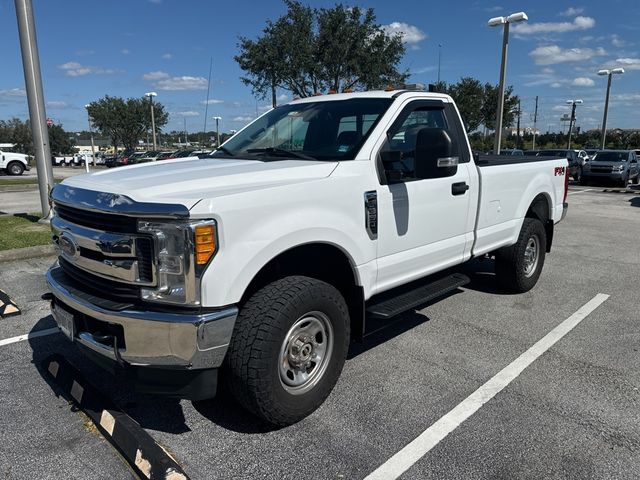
[365,293,610,480]
[568,188,594,195]
[0,327,60,347]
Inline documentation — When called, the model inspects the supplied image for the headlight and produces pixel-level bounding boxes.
[137,219,217,305]
[614,165,624,172]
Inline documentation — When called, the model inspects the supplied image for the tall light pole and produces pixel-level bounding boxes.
[488,11,528,154]
[213,116,222,147]
[145,92,157,153]
[84,104,95,173]
[437,43,442,84]
[566,99,583,149]
[598,68,625,150]
[15,0,54,219]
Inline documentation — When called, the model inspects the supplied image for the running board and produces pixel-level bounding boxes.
[366,273,470,319]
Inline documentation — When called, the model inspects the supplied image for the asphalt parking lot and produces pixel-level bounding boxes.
[1,183,639,480]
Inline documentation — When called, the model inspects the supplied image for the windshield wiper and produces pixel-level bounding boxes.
[246,147,317,161]
[213,146,236,157]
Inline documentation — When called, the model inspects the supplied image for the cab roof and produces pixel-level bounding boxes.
[289,89,452,104]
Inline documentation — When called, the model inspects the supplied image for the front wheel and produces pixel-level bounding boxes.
[225,276,350,426]
[6,162,24,176]
[495,218,547,293]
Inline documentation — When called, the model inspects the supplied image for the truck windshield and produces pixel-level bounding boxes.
[212,98,392,161]
[592,152,627,162]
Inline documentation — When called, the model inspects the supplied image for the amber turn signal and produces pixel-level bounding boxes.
[195,224,216,265]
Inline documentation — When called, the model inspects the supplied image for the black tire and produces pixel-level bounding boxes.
[619,175,629,188]
[6,161,24,176]
[579,177,589,186]
[495,218,547,293]
[632,174,639,185]
[225,276,350,426]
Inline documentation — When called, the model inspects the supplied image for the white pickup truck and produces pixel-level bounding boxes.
[47,89,568,425]
[0,149,31,175]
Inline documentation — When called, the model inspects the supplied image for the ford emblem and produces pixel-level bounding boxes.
[59,233,79,259]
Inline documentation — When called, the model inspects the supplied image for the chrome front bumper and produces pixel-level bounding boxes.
[46,266,238,370]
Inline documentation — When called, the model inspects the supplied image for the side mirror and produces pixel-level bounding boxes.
[414,127,458,179]
[380,150,404,182]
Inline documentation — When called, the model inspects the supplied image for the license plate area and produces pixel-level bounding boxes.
[52,300,76,341]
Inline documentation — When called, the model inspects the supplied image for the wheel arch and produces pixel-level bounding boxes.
[525,192,554,252]
[239,242,366,342]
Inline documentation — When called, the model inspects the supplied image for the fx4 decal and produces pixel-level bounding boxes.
[554,166,566,176]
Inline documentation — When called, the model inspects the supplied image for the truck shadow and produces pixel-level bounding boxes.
[28,315,192,435]
[629,197,640,207]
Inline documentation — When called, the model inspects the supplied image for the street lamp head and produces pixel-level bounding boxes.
[145,92,157,98]
[575,99,583,105]
[598,69,610,76]
[506,11,528,23]
[213,116,222,120]
[611,68,625,75]
[488,16,506,27]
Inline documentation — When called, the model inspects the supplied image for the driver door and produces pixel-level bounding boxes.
[373,100,474,293]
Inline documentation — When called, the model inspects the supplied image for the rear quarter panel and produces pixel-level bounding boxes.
[473,157,567,256]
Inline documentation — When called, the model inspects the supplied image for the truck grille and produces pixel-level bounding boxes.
[55,203,138,233]
[52,204,156,294]
[590,165,613,173]
[59,257,141,302]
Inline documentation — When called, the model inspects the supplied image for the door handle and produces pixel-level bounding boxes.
[451,182,469,196]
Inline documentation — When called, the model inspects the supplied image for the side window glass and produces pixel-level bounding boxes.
[384,107,449,179]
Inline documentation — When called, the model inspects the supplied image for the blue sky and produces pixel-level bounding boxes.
[1,0,638,134]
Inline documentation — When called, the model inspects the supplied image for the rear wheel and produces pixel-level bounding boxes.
[225,276,350,426]
[6,161,24,176]
[495,218,547,293]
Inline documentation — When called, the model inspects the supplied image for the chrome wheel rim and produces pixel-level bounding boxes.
[279,311,333,395]
[523,235,539,278]
[9,164,21,175]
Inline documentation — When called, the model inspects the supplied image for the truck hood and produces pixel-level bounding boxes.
[61,157,339,209]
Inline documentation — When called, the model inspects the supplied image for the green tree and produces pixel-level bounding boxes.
[48,124,75,155]
[235,0,407,103]
[447,77,484,132]
[86,96,168,150]
[481,83,519,131]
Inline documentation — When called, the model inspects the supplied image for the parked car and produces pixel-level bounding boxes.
[156,150,179,160]
[585,149,599,161]
[141,150,162,162]
[47,89,568,426]
[128,152,150,165]
[581,150,640,187]
[529,149,587,181]
[51,155,73,166]
[0,149,31,175]
[105,149,137,168]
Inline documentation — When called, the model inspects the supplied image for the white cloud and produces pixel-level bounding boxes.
[529,45,606,65]
[559,7,584,17]
[121,49,130,55]
[200,99,224,105]
[542,67,555,74]
[485,6,502,12]
[381,22,427,47]
[144,71,207,90]
[143,70,170,81]
[512,16,595,35]
[155,76,208,91]
[233,115,254,122]
[552,105,570,111]
[173,111,200,117]
[162,53,173,60]
[0,88,26,97]
[59,61,121,77]
[572,77,595,87]
[611,35,626,48]
[550,82,563,88]
[277,94,289,102]
[46,101,69,108]
[411,65,437,75]
[613,58,640,70]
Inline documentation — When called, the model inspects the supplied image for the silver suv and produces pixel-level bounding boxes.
[581,150,640,187]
